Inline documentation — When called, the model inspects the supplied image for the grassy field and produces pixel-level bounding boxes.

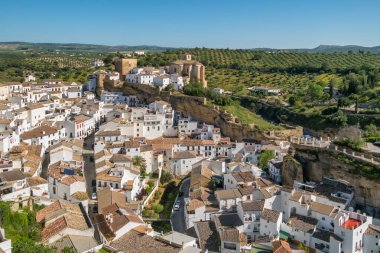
[222,101,283,130]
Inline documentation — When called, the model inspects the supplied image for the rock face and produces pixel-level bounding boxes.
[281,155,304,187]
[291,145,380,217]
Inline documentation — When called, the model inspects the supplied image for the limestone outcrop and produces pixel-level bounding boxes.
[281,155,304,187]
[292,145,380,217]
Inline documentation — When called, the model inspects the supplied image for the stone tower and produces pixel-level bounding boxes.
[115,58,137,79]
[183,53,192,61]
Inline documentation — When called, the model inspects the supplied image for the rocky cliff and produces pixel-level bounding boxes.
[118,84,303,142]
[281,155,304,187]
[284,145,380,217]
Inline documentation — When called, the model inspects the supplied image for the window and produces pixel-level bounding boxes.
[223,243,236,250]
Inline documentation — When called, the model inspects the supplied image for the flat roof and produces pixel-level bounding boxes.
[341,218,361,230]
[160,231,196,245]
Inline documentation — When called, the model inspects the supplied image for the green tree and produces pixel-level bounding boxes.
[307,83,324,101]
[103,54,114,65]
[133,156,147,177]
[164,84,174,92]
[258,150,275,170]
[338,97,352,108]
[13,238,55,253]
[288,95,302,108]
[160,171,173,184]
[364,124,380,138]
[328,110,348,127]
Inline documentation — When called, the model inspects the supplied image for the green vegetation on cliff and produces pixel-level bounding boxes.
[296,146,380,181]
[222,101,282,130]
[333,152,380,180]
[0,201,54,253]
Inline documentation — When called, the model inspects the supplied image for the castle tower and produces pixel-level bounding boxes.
[115,58,137,79]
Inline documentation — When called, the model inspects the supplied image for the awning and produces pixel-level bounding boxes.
[280,230,290,241]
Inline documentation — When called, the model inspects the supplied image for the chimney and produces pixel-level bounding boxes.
[106,213,113,224]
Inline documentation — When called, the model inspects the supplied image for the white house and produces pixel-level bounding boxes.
[237,200,265,242]
[0,170,29,201]
[153,75,170,88]
[213,88,224,95]
[137,74,155,85]
[25,104,46,127]
[259,208,282,238]
[268,160,282,184]
[47,161,86,203]
[25,74,36,82]
[185,199,207,229]
[171,151,200,176]
[67,87,82,99]
[0,227,11,253]
[20,125,62,153]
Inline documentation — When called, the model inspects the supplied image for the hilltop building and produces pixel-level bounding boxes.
[168,53,207,87]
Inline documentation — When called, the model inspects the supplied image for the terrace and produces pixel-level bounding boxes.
[340,218,362,230]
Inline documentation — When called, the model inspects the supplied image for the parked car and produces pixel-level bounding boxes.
[173,200,181,211]
[91,192,97,200]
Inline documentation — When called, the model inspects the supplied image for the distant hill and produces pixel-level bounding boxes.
[310,45,380,53]
[0,42,176,53]
[254,45,380,53]
[0,41,379,53]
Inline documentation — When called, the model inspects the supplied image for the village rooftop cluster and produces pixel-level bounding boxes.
[0,54,378,253]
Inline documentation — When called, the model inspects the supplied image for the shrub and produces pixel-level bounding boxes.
[334,137,364,152]
[153,204,164,214]
[154,191,161,200]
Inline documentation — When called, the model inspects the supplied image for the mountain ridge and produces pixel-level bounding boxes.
[0,41,380,53]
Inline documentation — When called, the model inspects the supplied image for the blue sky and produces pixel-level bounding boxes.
[0,0,379,48]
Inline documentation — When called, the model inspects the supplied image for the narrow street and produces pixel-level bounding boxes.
[83,133,96,197]
[40,153,50,179]
[170,177,190,233]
